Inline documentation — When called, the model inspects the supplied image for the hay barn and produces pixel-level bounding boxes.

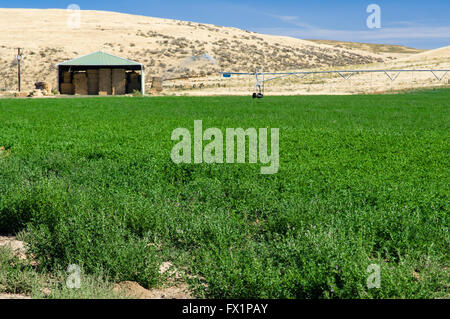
[57,51,145,95]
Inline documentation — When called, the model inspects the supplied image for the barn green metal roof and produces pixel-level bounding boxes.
[58,51,142,67]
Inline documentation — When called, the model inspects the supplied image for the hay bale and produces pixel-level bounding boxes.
[99,69,112,95]
[44,82,52,92]
[87,69,99,95]
[127,72,141,93]
[73,73,88,95]
[151,77,163,92]
[98,91,108,96]
[112,69,126,95]
[35,82,52,93]
[87,69,99,76]
[60,83,74,95]
[63,72,72,83]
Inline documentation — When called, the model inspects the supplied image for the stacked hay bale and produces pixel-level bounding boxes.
[60,83,73,95]
[87,70,99,95]
[127,72,141,93]
[60,71,73,95]
[151,77,163,93]
[35,82,53,95]
[112,69,126,95]
[63,72,71,84]
[99,69,112,95]
[73,72,88,95]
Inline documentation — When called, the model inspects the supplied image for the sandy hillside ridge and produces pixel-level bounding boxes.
[397,45,450,60]
[0,8,421,92]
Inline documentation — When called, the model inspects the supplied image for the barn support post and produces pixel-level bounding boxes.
[141,66,145,96]
[57,66,61,93]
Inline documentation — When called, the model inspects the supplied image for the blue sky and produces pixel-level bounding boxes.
[1,0,449,49]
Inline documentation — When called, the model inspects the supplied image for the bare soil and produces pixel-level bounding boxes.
[0,236,194,299]
[0,235,27,260]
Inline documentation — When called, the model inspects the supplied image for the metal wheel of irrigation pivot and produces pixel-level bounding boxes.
[220,68,450,98]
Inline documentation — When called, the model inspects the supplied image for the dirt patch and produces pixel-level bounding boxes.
[113,262,194,299]
[0,293,31,299]
[0,237,195,299]
[160,261,184,281]
[0,236,27,260]
[113,281,192,299]
[0,236,32,300]
[412,271,421,281]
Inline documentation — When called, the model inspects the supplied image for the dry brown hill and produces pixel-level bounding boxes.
[0,8,412,92]
[402,45,450,60]
[308,40,425,55]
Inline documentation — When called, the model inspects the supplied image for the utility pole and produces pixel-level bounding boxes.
[15,48,23,92]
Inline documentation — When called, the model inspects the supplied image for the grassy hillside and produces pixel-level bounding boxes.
[0,90,449,298]
[309,40,425,54]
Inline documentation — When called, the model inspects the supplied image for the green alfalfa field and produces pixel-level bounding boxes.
[0,89,448,299]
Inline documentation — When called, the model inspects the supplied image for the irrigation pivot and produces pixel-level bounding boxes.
[220,68,450,97]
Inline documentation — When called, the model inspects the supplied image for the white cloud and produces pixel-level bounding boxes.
[266,14,317,29]
[277,16,299,22]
